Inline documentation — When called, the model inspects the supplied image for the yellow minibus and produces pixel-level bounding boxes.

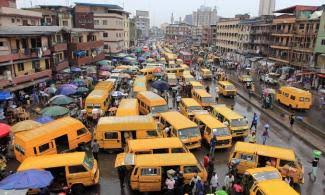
[166,68,184,77]
[189,81,204,90]
[18,152,99,194]
[167,73,177,86]
[84,89,110,116]
[133,76,147,96]
[193,114,232,149]
[179,98,205,119]
[200,68,212,80]
[14,116,91,162]
[276,86,312,110]
[229,142,304,184]
[116,98,139,117]
[94,81,114,92]
[218,81,237,98]
[158,111,201,149]
[191,89,214,108]
[180,64,190,71]
[95,115,161,150]
[250,180,299,195]
[140,67,155,81]
[211,104,249,138]
[182,74,195,84]
[115,153,207,192]
[136,91,168,116]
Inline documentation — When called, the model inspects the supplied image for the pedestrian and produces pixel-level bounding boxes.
[215,186,228,195]
[250,112,258,130]
[248,131,256,144]
[91,139,100,161]
[165,175,175,195]
[209,136,217,157]
[190,171,201,195]
[224,173,235,193]
[117,165,126,189]
[232,181,243,195]
[176,94,181,109]
[308,157,320,182]
[289,114,295,128]
[215,93,219,104]
[262,124,269,145]
[175,171,184,195]
[203,153,210,169]
[210,172,219,193]
[207,160,214,184]
[165,126,171,137]
[195,179,205,195]
[206,86,210,93]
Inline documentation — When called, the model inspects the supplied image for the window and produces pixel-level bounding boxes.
[153,148,169,154]
[62,21,68,26]
[103,32,108,37]
[11,18,15,23]
[184,166,200,174]
[104,132,118,139]
[94,20,99,25]
[39,143,50,153]
[171,148,185,153]
[0,42,3,47]
[69,165,87,173]
[290,95,296,100]
[146,130,158,137]
[17,63,24,71]
[103,20,108,25]
[299,24,304,30]
[239,153,255,162]
[77,128,87,136]
[104,45,109,49]
[17,19,20,23]
[15,144,25,155]
[321,39,325,45]
[141,168,159,176]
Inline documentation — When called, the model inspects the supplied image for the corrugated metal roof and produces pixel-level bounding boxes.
[74,2,123,10]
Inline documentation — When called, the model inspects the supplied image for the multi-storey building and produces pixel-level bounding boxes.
[129,18,137,47]
[0,5,42,26]
[192,5,218,26]
[192,26,203,45]
[74,2,129,54]
[202,25,213,46]
[24,5,74,27]
[123,15,130,51]
[314,7,325,87]
[269,5,319,70]
[134,10,150,40]
[0,0,16,8]
[150,26,164,39]
[259,0,276,16]
[216,18,240,53]
[165,23,192,44]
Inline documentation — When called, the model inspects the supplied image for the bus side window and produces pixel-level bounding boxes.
[39,143,51,153]
[290,95,295,100]
[184,165,200,174]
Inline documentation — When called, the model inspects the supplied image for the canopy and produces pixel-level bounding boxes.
[11,120,42,133]
[41,106,69,117]
[0,91,13,101]
[56,85,77,96]
[49,95,74,106]
[96,60,111,66]
[70,67,81,73]
[86,66,97,74]
[34,116,54,124]
[0,123,10,138]
[0,170,53,190]
[152,80,170,92]
[71,78,85,87]
[45,86,57,94]
[77,87,89,94]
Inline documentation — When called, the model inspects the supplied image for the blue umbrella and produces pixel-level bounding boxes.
[138,57,145,62]
[152,80,170,92]
[70,67,81,73]
[0,170,53,190]
[0,91,13,101]
[56,86,77,96]
[34,116,54,124]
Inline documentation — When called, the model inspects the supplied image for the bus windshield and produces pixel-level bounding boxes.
[225,85,235,90]
[151,105,168,113]
[84,152,94,170]
[212,127,230,136]
[178,127,200,139]
[202,97,213,103]
[230,118,247,127]
[252,171,282,181]
[188,106,203,111]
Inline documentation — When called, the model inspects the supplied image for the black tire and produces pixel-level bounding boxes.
[72,184,85,195]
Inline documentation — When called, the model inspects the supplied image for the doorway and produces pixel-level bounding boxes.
[55,134,69,153]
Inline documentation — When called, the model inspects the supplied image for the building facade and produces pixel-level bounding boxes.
[0,6,42,26]
[216,18,240,53]
[129,18,137,47]
[258,0,276,16]
[315,9,325,74]
[0,0,16,8]
[134,10,150,40]
[192,5,218,26]
[165,23,192,44]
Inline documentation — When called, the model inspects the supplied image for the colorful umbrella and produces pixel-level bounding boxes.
[77,87,89,94]
[41,106,69,117]
[86,66,97,74]
[0,170,53,190]
[70,67,81,73]
[45,86,57,94]
[152,80,170,92]
[71,78,85,87]
[96,60,111,66]
[49,95,74,105]
[0,123,10,138]
[11,120,42,133]
[56,86,77,96]
[34,116,54,124]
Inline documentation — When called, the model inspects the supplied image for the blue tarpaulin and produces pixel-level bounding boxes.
[73,50,87,57]
[0,91,13,101]
[35,116,54,124]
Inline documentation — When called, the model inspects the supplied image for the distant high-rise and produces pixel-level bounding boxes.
[258,0,275,16]
[192,5,217,26]
[135,10,150,39]
[171,13,174,24]
[184,14,193,25]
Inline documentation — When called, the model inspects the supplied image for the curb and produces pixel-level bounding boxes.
[236,90,325,154]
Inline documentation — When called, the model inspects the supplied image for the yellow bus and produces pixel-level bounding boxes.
[84,89,110,116]
[218,81,237,98]
[115,153,207,192]
[167,73,177,86]
[14,116,91,162]
[276,86,312,110]
[250,179,299,195]
[200,68,212,80]
[180,64,190,71]
[139,67,156,81]
[116,98,139,117]
[193,114,232,149]
[133,76,147,96]
[189,81,204,90]
[211,104,249,138]
[18,152,99,194]
[191,89,214,108]
[182,74,195,84]
[94,81,114,92]
[125,137,189,154]
[229,142,304,184]
[179,98,205,119]
[166,67,184,77]
[136,91,168,116]
[158,111,201,149]
[95,115,161,150]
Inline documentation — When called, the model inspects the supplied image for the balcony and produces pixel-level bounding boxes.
[51,43,68,52]
[70,40,104,51]
[0,48,51,63]
[269,56,289,64]
[54,60,69,71]
[71,53,105,66]
[0,69,52,89]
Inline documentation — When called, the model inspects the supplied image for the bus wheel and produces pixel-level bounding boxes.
[72,184,85,194]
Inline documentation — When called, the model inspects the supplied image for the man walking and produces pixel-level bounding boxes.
[117,166,126,189]
[250,113,258,130]
[210,136,217,157]
[91,139,100,161]
[210,172,219,193]
[224,173,234,193]
[308,157,320,182]
[289,114,295,128]
[262,124,269,145]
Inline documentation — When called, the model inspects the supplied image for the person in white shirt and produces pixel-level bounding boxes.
[210,172,219,193]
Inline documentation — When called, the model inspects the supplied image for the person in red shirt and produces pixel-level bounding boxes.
[232,181,243,195]
[203,153,210,168]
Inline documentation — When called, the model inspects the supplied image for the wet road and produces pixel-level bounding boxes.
[91,79,324,195]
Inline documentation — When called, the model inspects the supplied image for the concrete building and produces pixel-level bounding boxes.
[0,0,16,8]
[24,5,74,27]
[315,8,325,75]
[259,0,276,16]
[134,10,150,40]
[73,2,129,54]
[184,14,193,25]
[216,18,241,53]
[0,6,42,26]
[129,18,137,47]
[150,26,164,39]
[123,15,130,51]
[192,5,218,26]
[165,23,192,44]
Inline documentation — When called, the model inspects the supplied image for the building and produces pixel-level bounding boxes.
[73,2,129,54]
[184,14,193,25]
[259,0,276,16]
[216,18,241,53]
[165,23,192,44]
[123,15,130,51]
[150,26,164,39]
[134,10,150,40]
[269,6,319,69]
[314,6,325,87]
[129,18,137,47]
[192,5,218,26]
[0,5,42,26]
[24,5,74,27]
[0,0,16,8]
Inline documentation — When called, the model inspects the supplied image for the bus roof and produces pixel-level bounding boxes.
[257,180,298,195]
[18,152,86,171]
[116,99,139,117]
[128,137,184,151]
[135,153,198,167]
[233,142,296,161]
[95,81,114,90]
[193,89,212,98]
[190,81,203,87]
[15,117,84,142]
[280,86,311,95]
[86,89,109,101]
[181,98,202,107]
[201,68,211,72]
[211,105,243,120]
[97,115,156,131]
[245,167,280,175]
[194,114,226,129]
[136,91,167,106]
[218,81,234,86]
[160,111,197,130]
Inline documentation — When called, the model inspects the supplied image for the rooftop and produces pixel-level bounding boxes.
[274,5,319,14]
[74,2,123,10]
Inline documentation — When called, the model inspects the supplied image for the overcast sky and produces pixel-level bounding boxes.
[17,0,324,26]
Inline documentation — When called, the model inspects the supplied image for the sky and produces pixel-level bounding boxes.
[17,0,324,26]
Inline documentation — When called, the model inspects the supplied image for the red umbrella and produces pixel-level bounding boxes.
[0,123,10,138]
